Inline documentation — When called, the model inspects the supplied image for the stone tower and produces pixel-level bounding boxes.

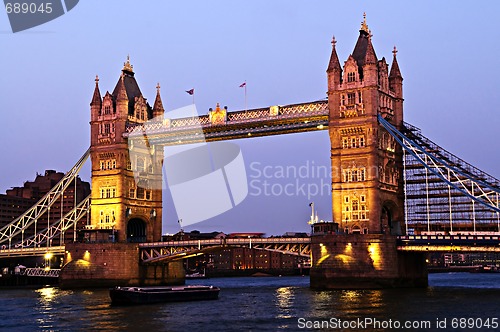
[89,57,164,242]
[328,15,404,235]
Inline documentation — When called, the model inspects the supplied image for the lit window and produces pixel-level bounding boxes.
[359,136,365,147]
[351,137,357,148]
[342,137,349,149]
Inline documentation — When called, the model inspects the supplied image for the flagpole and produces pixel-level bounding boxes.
[244,80,247,111]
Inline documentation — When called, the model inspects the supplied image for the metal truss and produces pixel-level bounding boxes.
[0,149,89,247]
[0,245,65,258]
[379,115,500,234]
[22,268,61,278]
[17,196,91,248]
[139,238,311,263]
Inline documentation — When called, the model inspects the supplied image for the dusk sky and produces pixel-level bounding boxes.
[2,1,499,235]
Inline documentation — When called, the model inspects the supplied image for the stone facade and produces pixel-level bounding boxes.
[327,16,404,235]
[89,58,164,243]
[310,234,427,289]
[310,16,427,289]
[59,243,184,288]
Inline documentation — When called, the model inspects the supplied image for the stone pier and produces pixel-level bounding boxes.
[59,243,184,289]
[310,234,427,289]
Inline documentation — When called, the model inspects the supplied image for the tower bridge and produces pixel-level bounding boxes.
[0,15,499,288]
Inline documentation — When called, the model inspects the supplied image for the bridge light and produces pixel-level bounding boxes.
[44,252,53,260]
[317,124,324,129]
[84,250,91,261]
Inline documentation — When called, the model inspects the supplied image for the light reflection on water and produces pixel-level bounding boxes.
[0,273,498,331]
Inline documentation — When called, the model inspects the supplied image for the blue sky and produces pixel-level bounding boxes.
[1,1,500,235]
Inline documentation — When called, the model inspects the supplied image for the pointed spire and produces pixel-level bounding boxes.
[153,82,164,114]
[327,35,342,72]
[360,12,369,34]
[91,75,102,106]
[389,46,402,78]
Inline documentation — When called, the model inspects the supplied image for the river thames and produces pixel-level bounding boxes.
[0,273,499,331]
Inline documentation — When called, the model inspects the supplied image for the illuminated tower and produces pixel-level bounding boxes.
[328,15,404,235]
[89,57,164,242]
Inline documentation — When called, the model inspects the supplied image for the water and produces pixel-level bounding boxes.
[1,274,500,331]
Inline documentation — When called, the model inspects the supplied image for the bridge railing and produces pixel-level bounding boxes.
[125,100,329,135]
[139,237,311,249]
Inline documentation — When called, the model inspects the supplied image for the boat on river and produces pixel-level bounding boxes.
[110,285,220,305]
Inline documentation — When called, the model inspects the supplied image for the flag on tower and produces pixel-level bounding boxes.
[185,89,194,95]
[239,82,246,88]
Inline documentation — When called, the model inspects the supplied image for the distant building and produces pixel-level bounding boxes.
[0,170,91,245]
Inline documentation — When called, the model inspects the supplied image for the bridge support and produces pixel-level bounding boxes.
[310,234,427,289]
[59,243,184,288]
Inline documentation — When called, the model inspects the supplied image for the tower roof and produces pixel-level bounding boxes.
[327,36,342,72]
[90,75,102,106]
[112,56,144,112]
[389,46,402,78]
[153,83,164,114]
[351,14,377,68]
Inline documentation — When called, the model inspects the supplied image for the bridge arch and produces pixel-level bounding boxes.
[381,201,402,235]
[127,218,147,243]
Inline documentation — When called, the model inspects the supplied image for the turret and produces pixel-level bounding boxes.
[327,36,342,89]
[152,83,165,120]
[90,75,102,121]
[389,46,404,126]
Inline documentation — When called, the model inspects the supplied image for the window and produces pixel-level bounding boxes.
[145,190,151,200]
[352,170,358,182]
[351,137,357,148]
[343,167,366,182]
[136,187,145,199]
[358,91,362,103]
[104,106,111,115]
[342,138,349,149]
[126,159,132,171]
[341,95,346,106]
[137,158,145,172]
[112,160,116,169]
[129,188,135,198]
[359,136,365,147]
[347,72,356,82]
[347,93,356,105]
[352,199,359,220]
[104,123,110,134]
[358,168,366,181]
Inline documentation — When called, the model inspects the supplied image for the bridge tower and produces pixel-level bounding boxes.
[328,15,404,235]
[311,16,427,288]
[89,58,164,243]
